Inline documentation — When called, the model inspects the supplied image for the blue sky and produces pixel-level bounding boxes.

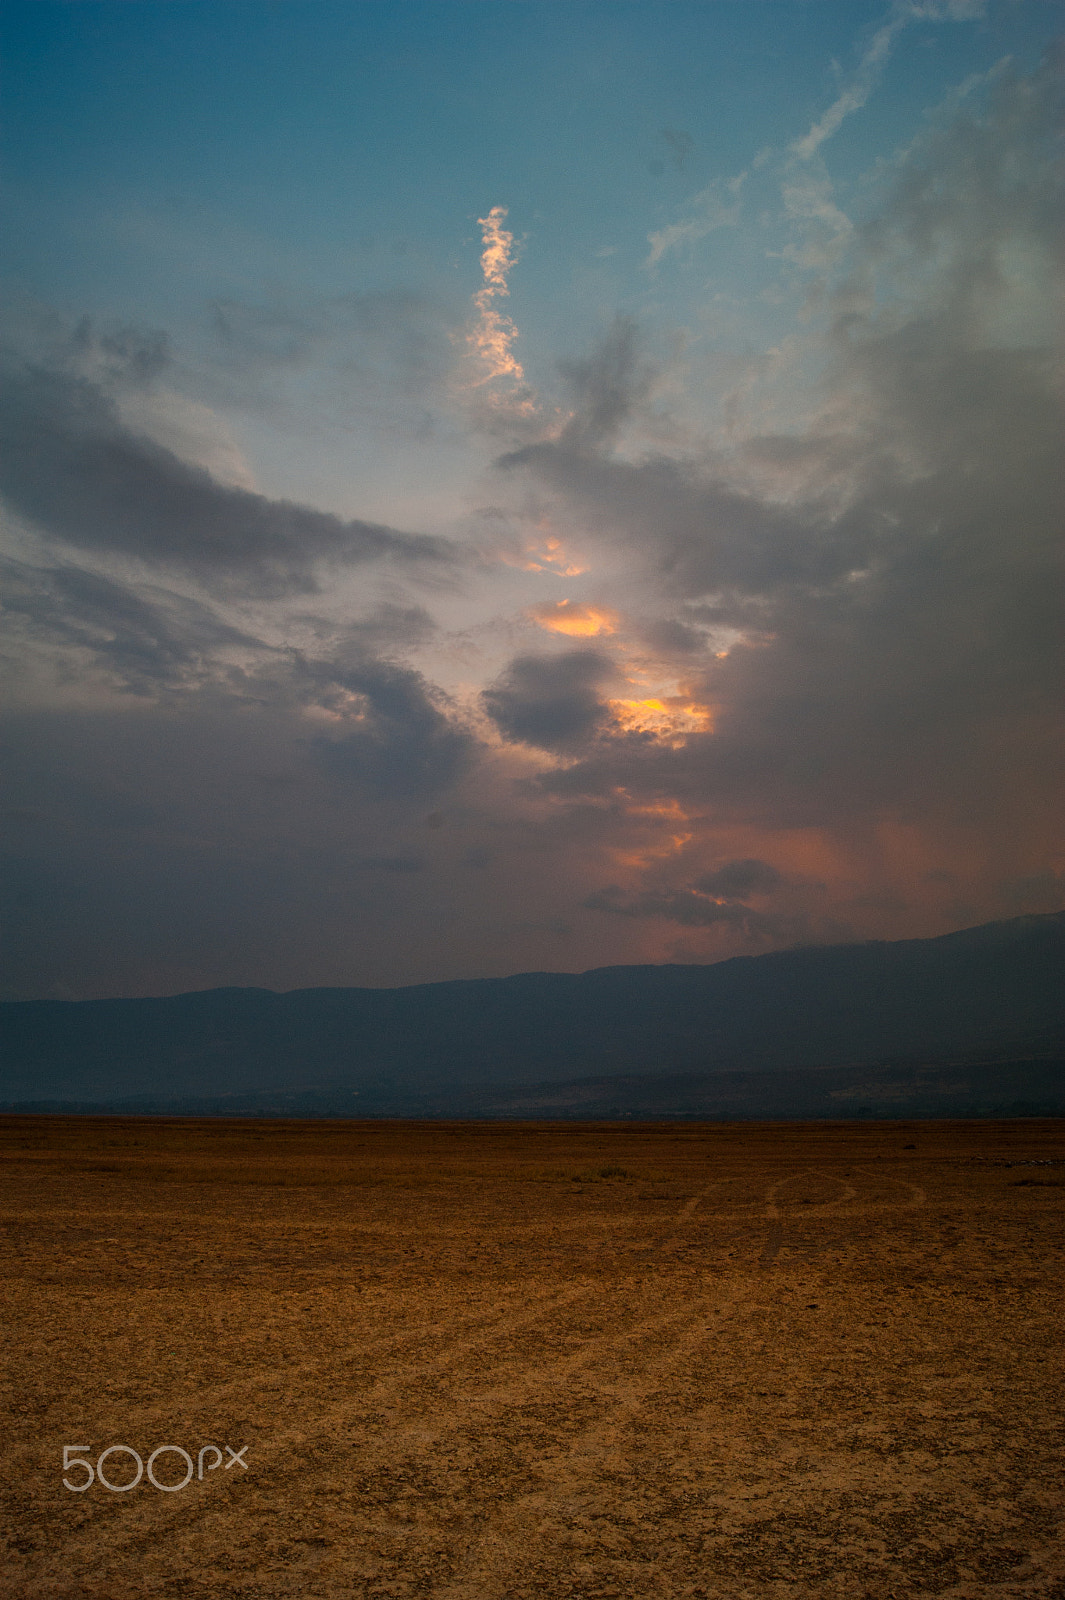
[1,2,1061,997]
[4,4,1054,330]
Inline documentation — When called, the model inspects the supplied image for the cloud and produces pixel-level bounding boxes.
[0,355,454,597]
[584,882,788,938]
[313,656,475,799]
[646,178,744,269]
[71,316,171,387]
[527,600,619,638]
[0,696,482,1000]
[639,617,709,656]
[780,172,854,268]
[643,2,988,275]
[500,52,1063,915]
[466,205,526,387]
[694,859,784,900]
[2,34,1059,1001]
[791,9,907,165]
[790,1,986,165]
[0,556,269,695]
[114,389,258,491]
[482,649,614,752]
[501,444,823,603]
[559,315,648,451]
[316,603,439,657]
[776,6,989,275]
[498,314,648,465]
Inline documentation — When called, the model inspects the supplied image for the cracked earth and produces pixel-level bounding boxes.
[2,1115,1063,1599]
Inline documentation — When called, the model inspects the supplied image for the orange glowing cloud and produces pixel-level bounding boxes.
[467,206,526,387]
[625,798,692,822]
[502,534,587,577]
[608,696,715,740]
[610,796,695,869]
[529,599,618,637]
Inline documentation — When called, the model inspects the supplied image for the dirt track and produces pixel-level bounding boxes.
[2,1116,1063,1598]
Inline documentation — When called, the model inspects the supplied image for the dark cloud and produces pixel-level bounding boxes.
[322,603,439,657]
[0,556,267,694]
[499,314,823,599]
[313,657,475,799]
[0,356,454,596]
[0,699,650,1000]
[482,650,614,753]
[639,617,708,656]
[499,435,852,603]
[556,316,645,452]
[584,883,788,940]
[694,859,784,900]
[507,315,653,458]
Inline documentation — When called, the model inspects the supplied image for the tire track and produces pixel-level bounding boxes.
[6,1190,701,1496]
[627,1180,732,1259]
[80,1277,578,1431]
[759,1167,865,1267]
[846,1168,928,1208]
[432,1282,758,1600]
[151,1292,731,1598]
[759,1172,791,1268]
[32,1278,603,1577]
[38,1190,728,1582]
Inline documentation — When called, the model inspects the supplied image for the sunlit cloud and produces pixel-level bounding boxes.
[466,206,527,388]
[608,696,715,741]
[529,600,618,637]
[500,531,587,577]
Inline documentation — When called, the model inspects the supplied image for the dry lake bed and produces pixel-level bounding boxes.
[1,1115,1063,1599]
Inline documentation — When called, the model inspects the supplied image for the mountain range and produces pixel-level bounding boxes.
[2,912,1062,1120]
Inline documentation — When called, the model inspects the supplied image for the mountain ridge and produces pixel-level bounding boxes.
[2,911,1062,1114]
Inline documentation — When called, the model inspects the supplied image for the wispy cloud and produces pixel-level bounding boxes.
[791,13,906,164]
[467,206,526,387]
[645,3,987,278]
[791,1,987,163]
[779,171,855,269]
[779,3,987,275]
[645,175,745,269]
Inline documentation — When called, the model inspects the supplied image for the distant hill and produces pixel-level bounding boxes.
[1,912,1063,1119]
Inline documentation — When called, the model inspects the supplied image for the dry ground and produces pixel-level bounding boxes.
[1,1115,1063,1600]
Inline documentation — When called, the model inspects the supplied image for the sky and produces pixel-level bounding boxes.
[1,0,1062,1001]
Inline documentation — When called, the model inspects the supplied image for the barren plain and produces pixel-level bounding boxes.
[1,1115,1063,1600]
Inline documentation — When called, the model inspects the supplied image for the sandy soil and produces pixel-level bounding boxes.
[1,1115,1063,1599]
